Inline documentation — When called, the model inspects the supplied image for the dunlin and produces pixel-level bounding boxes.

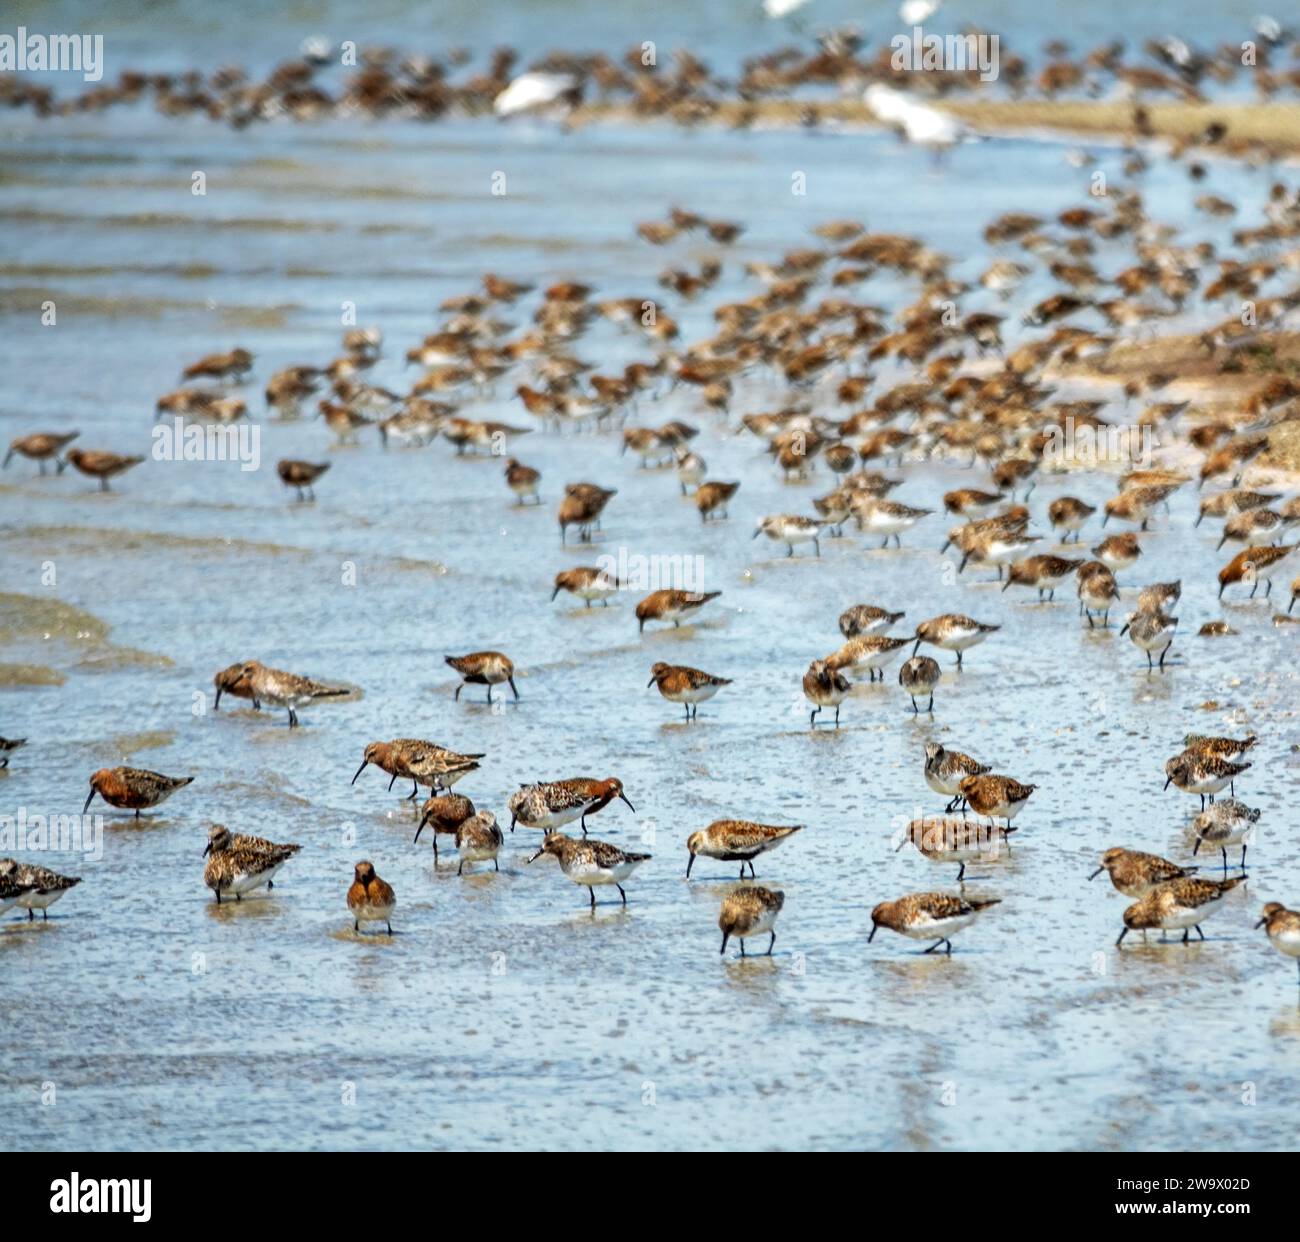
[507,777,634,834]
[66,449,144,492]
[84,767,193,817]
[3,430,79,475]
[276,459,330,501]
[826,634,910,682]
[413,792,476,860]
[237,660,351,728]
[868,892,1001,954]
[347,861,396,934]
[1116,876,1243,946]
[802,657,851,727]
[1120,610,1177,670]
[455,811,504,875]
[958,774,1035,830]
[445,651,518,703]
[1256,903,1300,983]
[1192,798,1259,872]
[838,604,905,637]
[695,480,741,522]
[558,483,616,544]
[1077,561,1119,628]
[752,514,828,557]
[0,859,81,920]
[1089,847,1198,897]
[528,834,651,910]
[856,498,931,549]
[718,886,785,957]
[213,661,261,711]
[1002,554,1085,601]
[552,565,618,607]
[1165,751,1250,808]
[1048,495,1095,542]
[923,743,990,812]
[898,655,940,713]
[504,458,541,505]
[204,828,298,904]
[203,824,300,891]
[647,662,731,720]
[1092,533,1142,575]
[896,816,1010,882]
[912,614,999,669]
[686,821,802,879]
[635,589,721,632]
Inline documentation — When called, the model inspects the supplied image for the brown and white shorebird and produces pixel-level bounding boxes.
[551,565,618,607]
[202,824,300,892]
[235,660,351,728]
[802,657,851,728]
[1137,581,1182,614]
[1102,484,1179,531]
[507,777,634,834]
[635,588,721,633]
[1256,902,1300,983]
[504,458,541,505]
[826,634,911,682]
[856,498,932,549]
[413,792,476,860]
[1192,798,1260,872]
[912,614,1000,669]
[84,767,193,817]
[1002,554,1085,601]
[0,873,36,918]
[868,892,1001,955]
[838,603,905,637]
[896,816,1011,882]
[352,739,484,799]
[1196,488,1277,528]
[1077,561,1119,628]
[0,736,27,769]
[445,651,518,704]
[213,661,261,711]
[718,886,785,957]
[455,811,504,876]
[1218,507,1287,550]
[923,743,990,813]
[958,774,1035,830]
[0,859,81,920]
[347,861,396,934]
[1165,751,1250,809]
[1119,610,1177,670]
[647,662,731,720]
[1048,495,1095,542]
[695,479,740,522]
[203,826,298,904]
[1116,876,1244,946]
[527,833,651,910]
[1089,847,1198,897]
[276,459,330,501]
[752,514,829,557]
[1218,545,1297,600]
[558,483,616,544]
[898,655,940,713]
[66,449,144,492]
[944,488,1003,519]
[4,430,79,474]
[1092,532,1142,575]
[183,347,253,382]
[686,821,802,879]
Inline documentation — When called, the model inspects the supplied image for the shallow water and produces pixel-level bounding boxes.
[2,7,1300,1153]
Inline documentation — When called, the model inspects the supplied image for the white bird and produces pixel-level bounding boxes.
[493,72,578,118]
[864,84,963,155]
[899,0,940,24]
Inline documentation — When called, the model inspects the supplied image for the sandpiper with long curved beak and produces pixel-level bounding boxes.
[84,767,193,818]
[527,833,650,911]
[507,777,634,834]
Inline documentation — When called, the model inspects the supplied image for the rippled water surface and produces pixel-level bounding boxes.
[2,2,1299,1152]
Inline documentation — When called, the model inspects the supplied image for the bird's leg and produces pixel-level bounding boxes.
[767,932,775,956]
[589,886,596,911]
[617,884,627,905]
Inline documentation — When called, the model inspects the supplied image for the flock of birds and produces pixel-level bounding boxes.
[5,44,1300,978]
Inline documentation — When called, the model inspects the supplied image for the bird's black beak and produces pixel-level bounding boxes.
[686,851,695,878]
[867,924,878,943]
[214,687,223,710]
[550,585,560,602]
[413,815,428,844]
[203,842,212,857]
[1163,776,1172,790]
[351,760,368,786]
[646,676,656,688]
[82,788,95,814]
[619,794,635,813]
[750,528,762,539]
[1192,838,1201,855]
[1088,866,1104,880]
[1000,579,1010,592]
[1255,916,1267,929]
[527,849,543,864]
